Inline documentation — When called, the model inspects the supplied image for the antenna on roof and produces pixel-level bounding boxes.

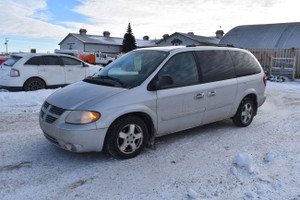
[4,38,8,54]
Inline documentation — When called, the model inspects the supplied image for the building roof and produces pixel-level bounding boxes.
[59,33,157,48]
[219,22,300,48]
[156,32,220,45]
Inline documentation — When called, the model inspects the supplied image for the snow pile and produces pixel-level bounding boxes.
[1,81,300,200]
[264,151,279,163]
[235,152,253,168]
[0,89,57,108]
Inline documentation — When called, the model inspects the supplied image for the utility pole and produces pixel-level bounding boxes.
[4,38,8,54]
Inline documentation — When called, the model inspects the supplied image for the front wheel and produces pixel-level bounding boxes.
[105,116,148,159]
[232,98,256,127]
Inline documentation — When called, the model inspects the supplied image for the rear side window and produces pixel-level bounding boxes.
[195,50,235,83]
[61,56,82,65]
[42,56,60,65]
[229,51,261,77]
[158,52,199,89]
[25,56,43,65]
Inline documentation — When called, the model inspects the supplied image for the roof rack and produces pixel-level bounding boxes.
[186,44,235,47]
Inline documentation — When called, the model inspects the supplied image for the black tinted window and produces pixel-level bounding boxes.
[61,56,81,65]
[25,56,43,65]
[158,52,199,89]
[195,50,235,83]
[229,51,261,77]
[42,56,60,65]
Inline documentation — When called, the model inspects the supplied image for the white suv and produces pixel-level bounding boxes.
[39,46,267,159]
[0,53,101,91]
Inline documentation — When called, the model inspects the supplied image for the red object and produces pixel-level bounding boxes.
[263,75,267,86]
[0,57,9,64]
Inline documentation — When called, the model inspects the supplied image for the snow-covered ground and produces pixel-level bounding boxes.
[0,81,300,200]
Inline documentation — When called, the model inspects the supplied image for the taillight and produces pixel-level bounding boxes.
[263,75,267,86]
[10,68,20,77]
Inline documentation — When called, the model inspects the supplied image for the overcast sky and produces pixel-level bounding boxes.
[0,0,299,53]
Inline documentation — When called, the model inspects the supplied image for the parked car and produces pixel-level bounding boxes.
[39,46,267,159]
[0,56,9,65]
[0,53,101,91]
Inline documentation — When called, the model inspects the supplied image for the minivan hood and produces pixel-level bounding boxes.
[46,81,127,110]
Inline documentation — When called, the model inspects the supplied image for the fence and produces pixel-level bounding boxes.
[246,48,297,80]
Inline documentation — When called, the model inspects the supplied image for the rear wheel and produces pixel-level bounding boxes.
[23,78,45,91]
[232,98,256,127]
[105,116,148,159]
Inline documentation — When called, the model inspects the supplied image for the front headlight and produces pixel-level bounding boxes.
[65,111,101,124]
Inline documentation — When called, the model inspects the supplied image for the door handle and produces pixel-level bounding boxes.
[194,93,204,99]
[207,91,216,97]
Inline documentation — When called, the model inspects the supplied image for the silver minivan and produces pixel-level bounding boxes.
[39,46,267,159]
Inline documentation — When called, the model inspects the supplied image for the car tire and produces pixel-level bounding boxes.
[105,115,148,159]
[23,78,46,91]
[232,98,256,127]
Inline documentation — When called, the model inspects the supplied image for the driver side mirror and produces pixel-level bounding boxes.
[82,62,89,67]
[148,75,173,91]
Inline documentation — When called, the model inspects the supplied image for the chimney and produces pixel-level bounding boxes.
[215,30,224,39]
[143,35,149,40]
[103,31,110,37]
[79,28,87,36]
[187,32,194,35]
[163,34,169,39]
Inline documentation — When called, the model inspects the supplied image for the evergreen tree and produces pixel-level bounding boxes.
[122,23,137,53]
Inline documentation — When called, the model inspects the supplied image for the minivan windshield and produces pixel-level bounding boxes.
[2,56,21,67]
[84,50,169,88]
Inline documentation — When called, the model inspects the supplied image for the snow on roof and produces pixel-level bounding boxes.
[156,32,220,45]
[220,22,300,48]
[178,32,220,44]
[89,36,123,45]
[69,33,157,47]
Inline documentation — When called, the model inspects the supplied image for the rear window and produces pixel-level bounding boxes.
[2,56,21,67]
[195,50,235,83]
[229,51,261,77]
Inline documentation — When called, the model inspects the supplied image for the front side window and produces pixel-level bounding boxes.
[157,52,199,89]
[84,50,169,88]
[61,56,82,65]
[42,56,60,65]
[229,51,261,77]
[195,50,235,83]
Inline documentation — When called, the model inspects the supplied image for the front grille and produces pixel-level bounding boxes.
[40,110,45,119]
[40,101,66,124]
[43,101,50,109]
[45,115,57,123]
[49,105,65,115]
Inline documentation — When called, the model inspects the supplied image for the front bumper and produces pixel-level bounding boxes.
[39,105,108,152]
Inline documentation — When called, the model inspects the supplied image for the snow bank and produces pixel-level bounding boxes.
[0,89,57,108]
[1,81,300,200]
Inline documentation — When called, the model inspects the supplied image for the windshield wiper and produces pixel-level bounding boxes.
[83,77,114,86]
[97,75,126,87]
